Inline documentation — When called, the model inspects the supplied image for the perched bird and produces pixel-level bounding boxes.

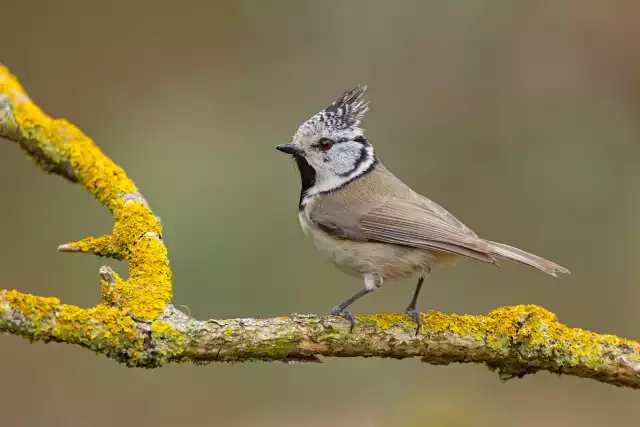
[276,85,570,333]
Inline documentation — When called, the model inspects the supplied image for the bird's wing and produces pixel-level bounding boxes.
[309,197,497,263]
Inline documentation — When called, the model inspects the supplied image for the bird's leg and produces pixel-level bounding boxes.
[405,268,430,335]
[330,289,372,330]
[405,277,423,335]
[331,273,381,331]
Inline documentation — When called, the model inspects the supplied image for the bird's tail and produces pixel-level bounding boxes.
[485,240,570,277]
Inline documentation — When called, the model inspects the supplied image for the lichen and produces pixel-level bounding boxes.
[1,290,143,356]
[112,201,163,250]
[67,235,121,258]
[0,65,138,211]
[121,238,172,320]
[356,312,417,333]
[423,310,487,341]
[150,320,187,359]
[423,304,640,369]
[0,65,172,328]
[0,290,186,366]
[0,67,172,322]
[356,303,640,371]
[500,305,640,368]
[0,290,61,340]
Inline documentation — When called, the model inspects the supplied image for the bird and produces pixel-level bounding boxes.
[275,84,570,334]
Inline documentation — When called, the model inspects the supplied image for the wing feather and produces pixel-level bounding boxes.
[309,198,497,264]
[360,200,495,262]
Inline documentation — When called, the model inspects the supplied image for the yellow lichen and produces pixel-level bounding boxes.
[0,65,138,211]
[150,320,186,357]
[356,303,640,368]
[100,273,124,307]
[2,290,142,350]
[67,235,119,257]
[501,305,640,368]
[1,67,171,322]
[69,139,137,210]
[3,290,60,328]
[0,67,172,323]
[356,313,418,333]
[421,310,486,340]
[112,201,163,251]
[0,289,186,365]
[122,237,172,319]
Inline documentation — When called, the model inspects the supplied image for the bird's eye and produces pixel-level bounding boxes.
[317,138,334,151]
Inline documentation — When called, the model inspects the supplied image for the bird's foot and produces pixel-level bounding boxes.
[405,309,421,336]
[331,307,356,332]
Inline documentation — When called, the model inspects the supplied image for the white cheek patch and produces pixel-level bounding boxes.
[329,141,365,176]
[302,143,375,205]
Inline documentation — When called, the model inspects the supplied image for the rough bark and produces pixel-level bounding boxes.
[1,64,639,389]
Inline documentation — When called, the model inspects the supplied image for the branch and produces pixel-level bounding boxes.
[1,64,639,389]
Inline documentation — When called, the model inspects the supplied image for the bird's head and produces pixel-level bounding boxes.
[276,85,376,204]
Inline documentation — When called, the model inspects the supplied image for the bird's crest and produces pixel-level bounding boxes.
[318,84,369,129]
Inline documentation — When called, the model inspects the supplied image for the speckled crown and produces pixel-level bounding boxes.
[317,84,369,130]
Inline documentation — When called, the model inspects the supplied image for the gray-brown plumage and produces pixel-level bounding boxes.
[276,85,569,333]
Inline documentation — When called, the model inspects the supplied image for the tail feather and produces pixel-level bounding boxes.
[486,241,570,277]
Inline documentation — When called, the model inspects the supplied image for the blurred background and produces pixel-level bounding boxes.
[2,1,640,426]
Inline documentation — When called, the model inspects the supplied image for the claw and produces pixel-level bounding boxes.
[406,309,421,336]
[331,308,356,332]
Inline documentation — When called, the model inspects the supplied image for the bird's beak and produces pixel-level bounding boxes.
[276,144,300,155]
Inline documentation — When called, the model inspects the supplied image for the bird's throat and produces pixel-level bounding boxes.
[294,154,316,209]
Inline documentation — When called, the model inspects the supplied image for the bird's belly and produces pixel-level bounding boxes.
[299,213,440,281]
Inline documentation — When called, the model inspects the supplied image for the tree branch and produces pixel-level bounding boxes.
[1,64,639,388]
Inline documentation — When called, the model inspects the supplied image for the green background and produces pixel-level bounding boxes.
[2,1,639,426]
